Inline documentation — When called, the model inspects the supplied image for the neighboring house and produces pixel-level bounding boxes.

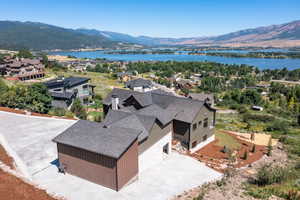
[116,71,134,82]
[1,57,45,81]
[188,93,214,106]
[175,78,194,90]
[125,78,154,92]
[52,88,215,191]
[44,76,95,109]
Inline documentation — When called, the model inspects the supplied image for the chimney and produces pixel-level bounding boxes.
[111,95,119,110]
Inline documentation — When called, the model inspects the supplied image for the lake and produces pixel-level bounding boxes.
[49,50,300,70]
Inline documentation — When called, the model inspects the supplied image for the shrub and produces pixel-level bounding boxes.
[71,98,87,120]
[242,113,275,123]
[243,151,248,160]
[254,164,289,186]
[48,107,66,116]
[265,120,289,133]
[238,105,248,114]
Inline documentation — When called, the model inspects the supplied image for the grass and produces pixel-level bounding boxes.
[87,111,103,122]
[215,130,241,150]
[46,69,124,98]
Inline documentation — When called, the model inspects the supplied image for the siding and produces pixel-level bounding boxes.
[189,105,215,149]
[116,140,139,190]
[57,143,118,190]
[138,120,172,154]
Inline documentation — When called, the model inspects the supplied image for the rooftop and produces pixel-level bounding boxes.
[53,120,141,159]
[45,77,90,89]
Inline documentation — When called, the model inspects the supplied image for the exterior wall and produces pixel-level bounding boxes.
[138,121,172,173]
[173,120,190,148]
[116,140,139,190]
[190,135,215,153]
[189,105,215,150]
[57,143,118,190]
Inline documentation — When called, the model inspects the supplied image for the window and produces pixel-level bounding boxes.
[54,88,62,92]
[198,121,202,126]
[83,84,88,89]
[203,118,208,128]
[192,123,197,131]
[192,141,197,148]
[203,135,207,141]
[163,143,169,154]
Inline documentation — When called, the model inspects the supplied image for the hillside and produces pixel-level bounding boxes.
[0,21,118,50]
[78,20,300,47]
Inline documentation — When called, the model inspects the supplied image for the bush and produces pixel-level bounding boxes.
[265,120,289,133]
[243,151,248,160]
[238,105,248,114]
[242,113,275,123]
[48,108,66,116]
[254,164,289,186]
[71,98,87,120]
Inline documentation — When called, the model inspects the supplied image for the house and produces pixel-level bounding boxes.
[125,78,154,92]
[188,93,214,106]
[44,77,95,109]
[1,57,45,81]
[102,88,216,152]
[175,78,194,90]
[52,88,215,191]
[116,71,134,82]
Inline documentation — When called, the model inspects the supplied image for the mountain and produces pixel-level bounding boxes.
[77,20,300,48]
[0,21,119,50]
[1,20,300,50]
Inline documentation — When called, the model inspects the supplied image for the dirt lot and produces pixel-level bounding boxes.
[173,143,288,200]
[0,144,59,200]
[0,145,14,169]
[190,131,267,172]
[0,168,59,200]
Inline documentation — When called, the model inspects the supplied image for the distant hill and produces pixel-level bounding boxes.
[0,21,118,50]
[77,20,300,48]
[1,20,300,50]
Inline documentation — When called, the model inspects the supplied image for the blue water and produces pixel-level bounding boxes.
[49,50,300,70]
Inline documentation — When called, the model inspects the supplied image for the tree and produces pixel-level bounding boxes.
[267,138,273,156]
[251,144,256,153]
[27,83,52,113]
[17,49,33,58]
[71,98,87,120]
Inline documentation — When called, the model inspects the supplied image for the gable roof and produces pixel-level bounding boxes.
[125,78,152,89]
[103,88,206,123]
[102,110,156,143]
[53,120,141,159]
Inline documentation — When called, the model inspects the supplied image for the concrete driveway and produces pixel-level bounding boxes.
[0,111,76,176]
[0,111,222,200]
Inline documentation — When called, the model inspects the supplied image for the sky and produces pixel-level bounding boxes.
[1,0,300,38]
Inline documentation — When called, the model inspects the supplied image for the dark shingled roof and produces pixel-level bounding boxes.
[53,120,141,159]
[103,88,206,123]
[45,77,90,89]
[125,78,152,89]
[103,110,156,142]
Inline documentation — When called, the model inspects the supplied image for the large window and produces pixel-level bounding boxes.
[192,123,197,131]
[203,118,208,128]
[203,135,207,141]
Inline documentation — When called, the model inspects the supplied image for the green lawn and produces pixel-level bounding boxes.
[215,130,241,150]
[46,69,124,98]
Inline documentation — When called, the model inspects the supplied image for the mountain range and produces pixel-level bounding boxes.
[77,20,300,47]
[0,20,300,50]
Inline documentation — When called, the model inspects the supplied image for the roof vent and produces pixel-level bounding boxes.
[103,125,108,128]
